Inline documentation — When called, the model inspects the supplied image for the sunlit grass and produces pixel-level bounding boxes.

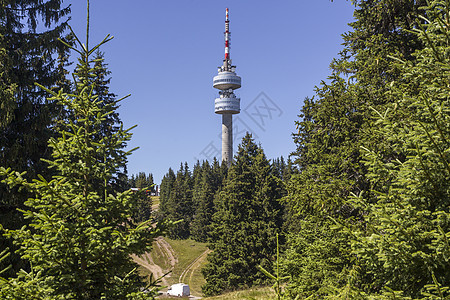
[151,196,160,210]
[203,286,276,299]
[164,238,208,296]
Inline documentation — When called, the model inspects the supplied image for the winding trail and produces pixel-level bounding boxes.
[132,237,177,286]
[179,249,211,284]
[132,237,208,298]
[156,237,177,268]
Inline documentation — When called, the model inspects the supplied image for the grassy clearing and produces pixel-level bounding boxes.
[151,196,160,210]
[164,238,208,296]
[151,240,171,271]
[203,286,276,299]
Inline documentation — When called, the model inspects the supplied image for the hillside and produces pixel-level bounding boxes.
[133,237,208,297]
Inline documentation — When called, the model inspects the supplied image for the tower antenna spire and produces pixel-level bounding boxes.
[213,8,242,166]
[224,7,230,63]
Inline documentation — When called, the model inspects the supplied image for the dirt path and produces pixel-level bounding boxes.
[131,252,169,285]
[179,249,211,284]
[133,237,208,298]
[156,237,177,268]
[132,237,178,286]
[188,250,210,286]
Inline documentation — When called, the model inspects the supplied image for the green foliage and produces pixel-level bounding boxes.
[0,0,71,277]
[345,1,450,298]
[91,50,130,193]
[128,172,154,223]
[287,0,427,219]
[0,11,168,298]
[164,163,194,239]
[159,158,227,242]
[257,233,289,300]
[281,217,352,299]
[191,159,226,242]
[131,172,154,191]
[283,1,429,298]
[202,133,283,296]
[159,167,176,221]
[132,189,153,224]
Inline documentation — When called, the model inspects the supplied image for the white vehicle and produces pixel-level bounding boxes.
[167,283,190,297]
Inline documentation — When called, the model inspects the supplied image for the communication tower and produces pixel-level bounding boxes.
[213,8,241,166]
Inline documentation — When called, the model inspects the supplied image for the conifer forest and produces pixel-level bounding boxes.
[1,0,450,299]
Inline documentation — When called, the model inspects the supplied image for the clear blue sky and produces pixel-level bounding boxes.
[67,0,356,183]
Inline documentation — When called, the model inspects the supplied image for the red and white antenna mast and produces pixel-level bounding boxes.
[224,8,230,61]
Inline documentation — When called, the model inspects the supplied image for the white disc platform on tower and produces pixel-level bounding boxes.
[215,95,240,114]
[213,71,241,90]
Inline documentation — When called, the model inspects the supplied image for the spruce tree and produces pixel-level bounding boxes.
[191,161,217,242]
[282,1,428,297]
[130,172,154,223]
[287,0,427,219]
[202,133,283,296]
[91,50,130,192]
[165,163,193,239]
[133,172,154,190]
[92,50,120,135]
[0,0,71,277]
[158,167,176,221]
[344,1,450,297]
[0,7,167,298]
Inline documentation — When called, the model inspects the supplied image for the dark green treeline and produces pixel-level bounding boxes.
[158,134,294,295]
[1,0,450,298]
[281,0,450,299]
[0,0,71,277]
[159,1,450,298]
[0,1,169,296]
[159,137,293,243]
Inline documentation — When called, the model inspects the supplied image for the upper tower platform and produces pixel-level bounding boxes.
[213,71,241,90]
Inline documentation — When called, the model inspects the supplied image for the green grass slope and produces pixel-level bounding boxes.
[164,238,208,296]
[202,287,276,299]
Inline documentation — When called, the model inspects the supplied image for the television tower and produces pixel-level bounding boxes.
[213,8,241,166]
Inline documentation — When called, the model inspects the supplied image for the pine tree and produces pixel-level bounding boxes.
[344,1,450,297]
[282,1,429,297]
[92,51,120,134]
[202,133,283,296]
[91,50,130,192]
[165,163,193,239]
[158,167,176,221]
[133,172,154,190]
[191,161,217,242]
[192,160,202,188]
[0,7,167,298]
[129,172,154,223]
[288,0,427,219]
[0,0,71,278]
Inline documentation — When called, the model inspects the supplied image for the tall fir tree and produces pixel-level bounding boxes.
[287,0,427,218]
[282,0,429,298]
[132,172,154,190]
[91,50,129,192]
[129,172,154,223]
[0,4,168,298]
[0,0,71,278]
[343,1,450,298]
[191,161,217,242]
[128,172,153,223]
[165,163,193,239]
[202,133,283,296]
[158,167,176,222]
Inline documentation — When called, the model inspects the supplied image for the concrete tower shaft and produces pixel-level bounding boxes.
[222,114,232,164]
